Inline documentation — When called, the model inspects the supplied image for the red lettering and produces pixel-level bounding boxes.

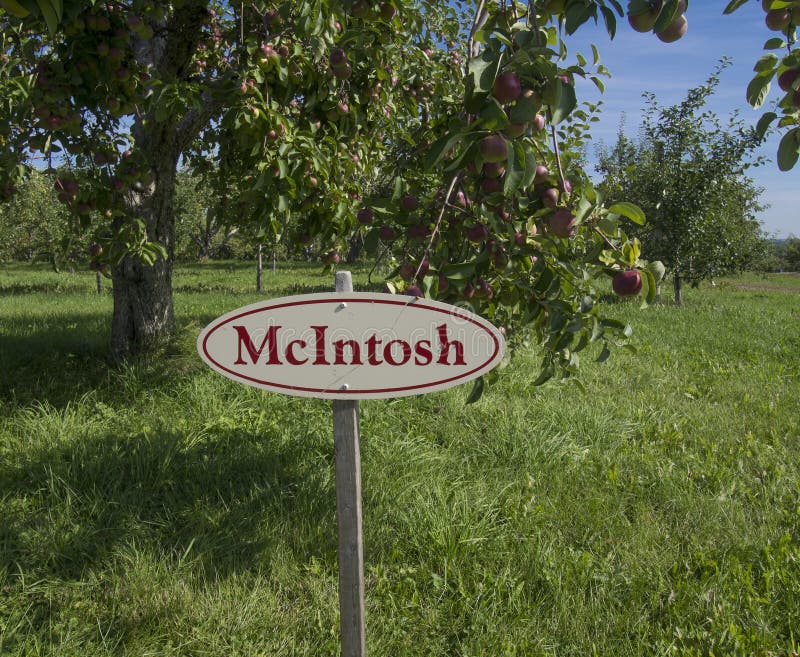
[233,325,281,365]
[286,339,308,365]
[436,324,465,365]
[334,339,363,365]
[384,339,412,366]
[414,339,433,365]
[310,326,330,365]
[366,334,383,365]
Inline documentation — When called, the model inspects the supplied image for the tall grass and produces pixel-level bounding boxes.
[1,262,799,656]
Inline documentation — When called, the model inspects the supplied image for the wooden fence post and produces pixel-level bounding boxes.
[332,270,367,657]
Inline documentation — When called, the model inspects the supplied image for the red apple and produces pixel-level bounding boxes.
[329,48,347,69]
[380,2,396,20]
[492,72,521,104]
[399,263,416,281]
[531,114,546,131]
[400,194,419,212]
[612,270,642,297]
[357,207,374,225]
[778,69,799,92]
[549,209,577,238]
[657,14,687,42]
[407,224,429,241]
[541,187,559,208]
[480,135,508,163]
[505,122,526,138]
[379,225,396,240]
[482,162,505,178]
[481,178,502,194]
[534,165,549,183]
[466,224,489,242]
[766,9,791,31]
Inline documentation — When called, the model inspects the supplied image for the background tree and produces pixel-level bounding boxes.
[596,62,767,304]
[173,170,241,261]
[0,168,83,264]
[785,235,800,271]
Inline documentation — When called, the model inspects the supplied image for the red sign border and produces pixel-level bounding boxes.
[200,295,503,397]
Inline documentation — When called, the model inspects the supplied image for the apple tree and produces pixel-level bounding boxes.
[726,0,800,170]
[0,0,477,358]
[596,61,767,304]
[0,0,740,389]
[0,168,79,262]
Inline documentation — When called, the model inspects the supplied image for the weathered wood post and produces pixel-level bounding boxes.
[331,270,367,657]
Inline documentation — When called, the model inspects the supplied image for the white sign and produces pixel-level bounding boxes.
[197,292,506,399]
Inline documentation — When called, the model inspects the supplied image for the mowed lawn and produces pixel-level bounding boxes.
[1,262,799,657]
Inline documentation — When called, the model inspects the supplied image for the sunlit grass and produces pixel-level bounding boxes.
[1,261,799,656]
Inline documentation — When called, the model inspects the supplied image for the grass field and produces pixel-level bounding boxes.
[1,261,799,656]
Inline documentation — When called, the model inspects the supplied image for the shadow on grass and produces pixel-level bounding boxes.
[0,312,208,409]
[0,312,114,406]
[0,424,336,580]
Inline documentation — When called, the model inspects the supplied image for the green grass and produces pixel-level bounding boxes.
[1,261,799,656]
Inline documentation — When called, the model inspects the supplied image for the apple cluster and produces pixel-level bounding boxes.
[763,0,800,34]
[627,0,688,43]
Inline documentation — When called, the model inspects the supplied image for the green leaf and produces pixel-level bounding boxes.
[763,37,786,50]
[504,141,526,196]
[608,202,645,225]
[441,261,476,280]
[424,132,462,171]
[754,54,779,73]
[565,3,595,35]
[521,143,538,188]
[756,112,777,140]
[653,0,680,33]
[0,0,31,17]
[596,344,611,363]
[550,81,577,124]
[364,228,380,255]
[531,361,555,386]
[509,95,541,123]
[746,75,772,109]
[468,48,501,95]
[723,0,749,13]
[35,0,60,34]
[777,127,800,171]
[599,6,617,39]
[465,376,484,404]
[641,268,657,308]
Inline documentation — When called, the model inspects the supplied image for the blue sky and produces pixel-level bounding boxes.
[562,1,799,238]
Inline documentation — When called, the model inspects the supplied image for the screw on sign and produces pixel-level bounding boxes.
[197,272,506,656]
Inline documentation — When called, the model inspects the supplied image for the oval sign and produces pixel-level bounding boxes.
[197,293,506,399]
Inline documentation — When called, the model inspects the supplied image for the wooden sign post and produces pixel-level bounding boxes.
[197,271,506,657]
[331,271,367,657]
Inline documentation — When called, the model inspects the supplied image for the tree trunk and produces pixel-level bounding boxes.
[346,234,363,264]
[110,139,179,360]
[673,273,683,306]
[655,282,661,304]
[109,4,211,360]
[256,244,263,292]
